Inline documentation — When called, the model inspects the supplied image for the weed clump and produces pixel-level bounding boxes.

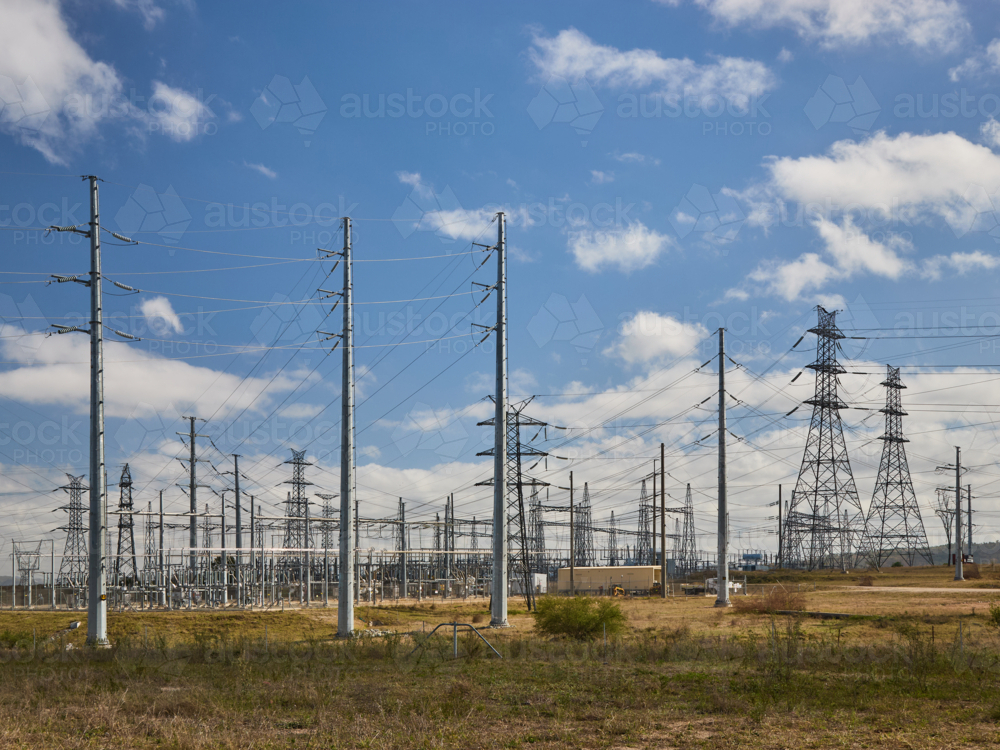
[532,596,627,639]
[732,587,806,614]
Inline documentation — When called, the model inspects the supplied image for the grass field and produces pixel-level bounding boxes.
[2,565,1000,748]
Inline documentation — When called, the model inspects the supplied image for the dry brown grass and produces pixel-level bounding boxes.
[732,586,807,614]
[1,568,999,748]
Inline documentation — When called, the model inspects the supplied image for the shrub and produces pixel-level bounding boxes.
[965,563,981,579]
[532,596,627,639]
[732,587,806,614]
[891,561,903,568]
[988,600,1000,629]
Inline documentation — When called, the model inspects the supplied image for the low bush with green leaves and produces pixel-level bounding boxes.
[531,596,627,639]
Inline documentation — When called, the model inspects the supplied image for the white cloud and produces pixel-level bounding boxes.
[679,0,968,52]
[981,118,1000,150]
[605,311,709,365]
[734,216,911,301]
[396,171,424,189]
[813,215,911,279]
[569,221,673,273]
[0,1,217,161]
[0,328,302,419]
[763,130,1000,235]
[139,296,183,335]
[110,0,166,30]
[143,81,215,143]
[742,252,841,301]
[279,403,324,419]
[949,38,1000,81]
[921,250,1000,280]
[729,130,1000,301]
[777,47,794,62]
[244,160,277,179]
[528,28,775,105]
[589,170,614,184]
[612,151,660,165]
[0,0,122,163]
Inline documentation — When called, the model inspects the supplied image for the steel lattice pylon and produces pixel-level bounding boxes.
[528,489,546,575]
[574,482,595,567]
[679,483,696,573]
[783,307,869,570]
[864,366,933,567]
[317,493,338,551]
[143,501,156,573]
[607,511,619,566]
[477,398,548,610]
[282,449,314,567]
[57,474,88,588]
[114,464,139,585]
[202,503,212,568]
[636,480,654,565]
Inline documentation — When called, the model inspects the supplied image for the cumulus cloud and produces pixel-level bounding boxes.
[589,170,614,184]
[673,0,969,52]
[528,28,775,105]
[605,311,709,365]
[139,296,183,335]
[0,0,122,163]
[569,221,673,273]
[921,250,1000,280]
[949,38,1000,81]
[0,1,218,161]
[141,81,215,142]
[0,327,302,419]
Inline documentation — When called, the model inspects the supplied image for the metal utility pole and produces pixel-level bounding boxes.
[399,499,407,598]
[967,484,973,557]
[338,217,355,637]
[660,442,666,598]
[178,416,207,570]
[490,212,508,627]
[158,490,164,607]
[715,328,730,608]
[233,455,242,568]
[86,175,108,646]
[569,471,575,595]
[777,485,782,569]
[955,447,963,581]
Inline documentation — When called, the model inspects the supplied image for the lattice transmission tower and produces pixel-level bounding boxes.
[636,480,654,565]
[282,449,314,567]
[679,483,696,572]
[143,501,156,574]
[57,474,88,588]
[317,493,338,551]
[607,511,619,566]
[477,398,549,610]
[573,482,595,567]
[114,464,139,585]
[528,489,546,575]
[783,307,869,569]
[864,366,933,567]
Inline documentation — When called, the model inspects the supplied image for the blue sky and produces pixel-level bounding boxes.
[3,0,1000,561]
